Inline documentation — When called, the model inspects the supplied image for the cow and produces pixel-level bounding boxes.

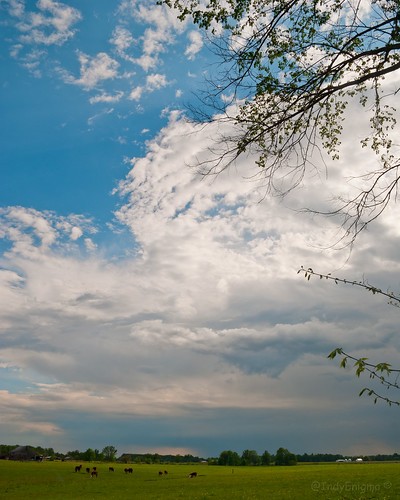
[90,470,98,478]
[109,467,114,472]
[124,467,133,474]
[74,465,82,472]
[164,470,168,475]
[158,471,163,476]
[189,472,198,478]
[85,467,90,474]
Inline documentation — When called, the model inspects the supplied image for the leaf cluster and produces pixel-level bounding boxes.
[163,0,400,243]
[299,266,400,406]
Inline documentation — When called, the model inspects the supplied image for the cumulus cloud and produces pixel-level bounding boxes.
[64,51,120,90]
[119,0,186,72]
[146,73,169,91]
[89,91,124,104]
[13,0,81,46]
[129,85,143,101]
[110,26,134,59]
[2,13,400,453]
[185,30,203,59]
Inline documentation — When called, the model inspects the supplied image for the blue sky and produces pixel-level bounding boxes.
[0,0,400,458]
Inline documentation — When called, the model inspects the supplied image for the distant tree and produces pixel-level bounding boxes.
[102,445,117,462]
[261,450,272,465]
[163,0,400,244]
[299,267,400,406]
[94,449,104,461]
[67,450,82,460]
[119,454,132,464]
[275,447,297,466]
[208,457,219,465]
[218,450,241,466]
[241,449,261,466]
[0,445,19,458]
[45,448,55,459]
[297,452,344,463]
[83,448,96,462]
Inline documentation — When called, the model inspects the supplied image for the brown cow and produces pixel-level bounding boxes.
[164,470,168,475]
[74,464,82,472]
[189,472,197,478]
[90,470,98,478]
[85,467,90,474]
[158,471,163,476]
[109,467,114,472]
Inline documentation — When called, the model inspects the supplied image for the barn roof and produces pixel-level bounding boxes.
[9,445,37,460]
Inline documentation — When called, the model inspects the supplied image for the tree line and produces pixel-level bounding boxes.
[214,449,400,465]
[213,448,296,466]
[1,444,399,464]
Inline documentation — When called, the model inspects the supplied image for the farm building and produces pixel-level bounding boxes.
[9,446,42,461]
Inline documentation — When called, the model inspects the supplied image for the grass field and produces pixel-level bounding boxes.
[0,460,399,499]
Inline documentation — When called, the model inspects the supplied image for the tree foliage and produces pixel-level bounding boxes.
[241,449,261,465]
[163,0,400,241]
[261,449,272,465]
[102,445,117,462]
[275,447,297,466]
[299,266,400,406]
[218,449,242,465]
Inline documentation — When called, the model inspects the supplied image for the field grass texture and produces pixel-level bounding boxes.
[0,460,399,499]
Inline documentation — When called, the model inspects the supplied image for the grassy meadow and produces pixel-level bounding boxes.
[0,460,399,499]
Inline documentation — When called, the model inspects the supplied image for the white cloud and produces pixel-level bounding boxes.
[4,0,25,18]
[89,91,124,104]
[66,51,119,90]
[84,238,97,252]
[146,73,168,91]
[15,0,81,46]
[185,30,203,60]
[128,85,143,101]
[70,226,83,240]
[87,107,115,126]
[110,26,134,58]
[119,0,186,72]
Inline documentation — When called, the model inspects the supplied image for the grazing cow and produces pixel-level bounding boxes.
[109,467,114,472]
[189,472,198,478]
[158,471,163,476]
[74,465,82,472]
[164,470,168,475]
[85,467,90,474]
[128,468,133,473]
[124,468,131,474]
[90,470,98,478]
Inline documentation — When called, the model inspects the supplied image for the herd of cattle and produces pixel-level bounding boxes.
[74,464,198,478]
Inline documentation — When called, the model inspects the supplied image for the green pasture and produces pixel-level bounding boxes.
[0,460,399,499]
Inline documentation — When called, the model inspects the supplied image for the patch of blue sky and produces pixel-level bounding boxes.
[172,200,192,219]
[242,229,279,242]
[0,366,30,394]
[205,198,245,218]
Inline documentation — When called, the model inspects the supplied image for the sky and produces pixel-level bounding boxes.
[0,0,399,459]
